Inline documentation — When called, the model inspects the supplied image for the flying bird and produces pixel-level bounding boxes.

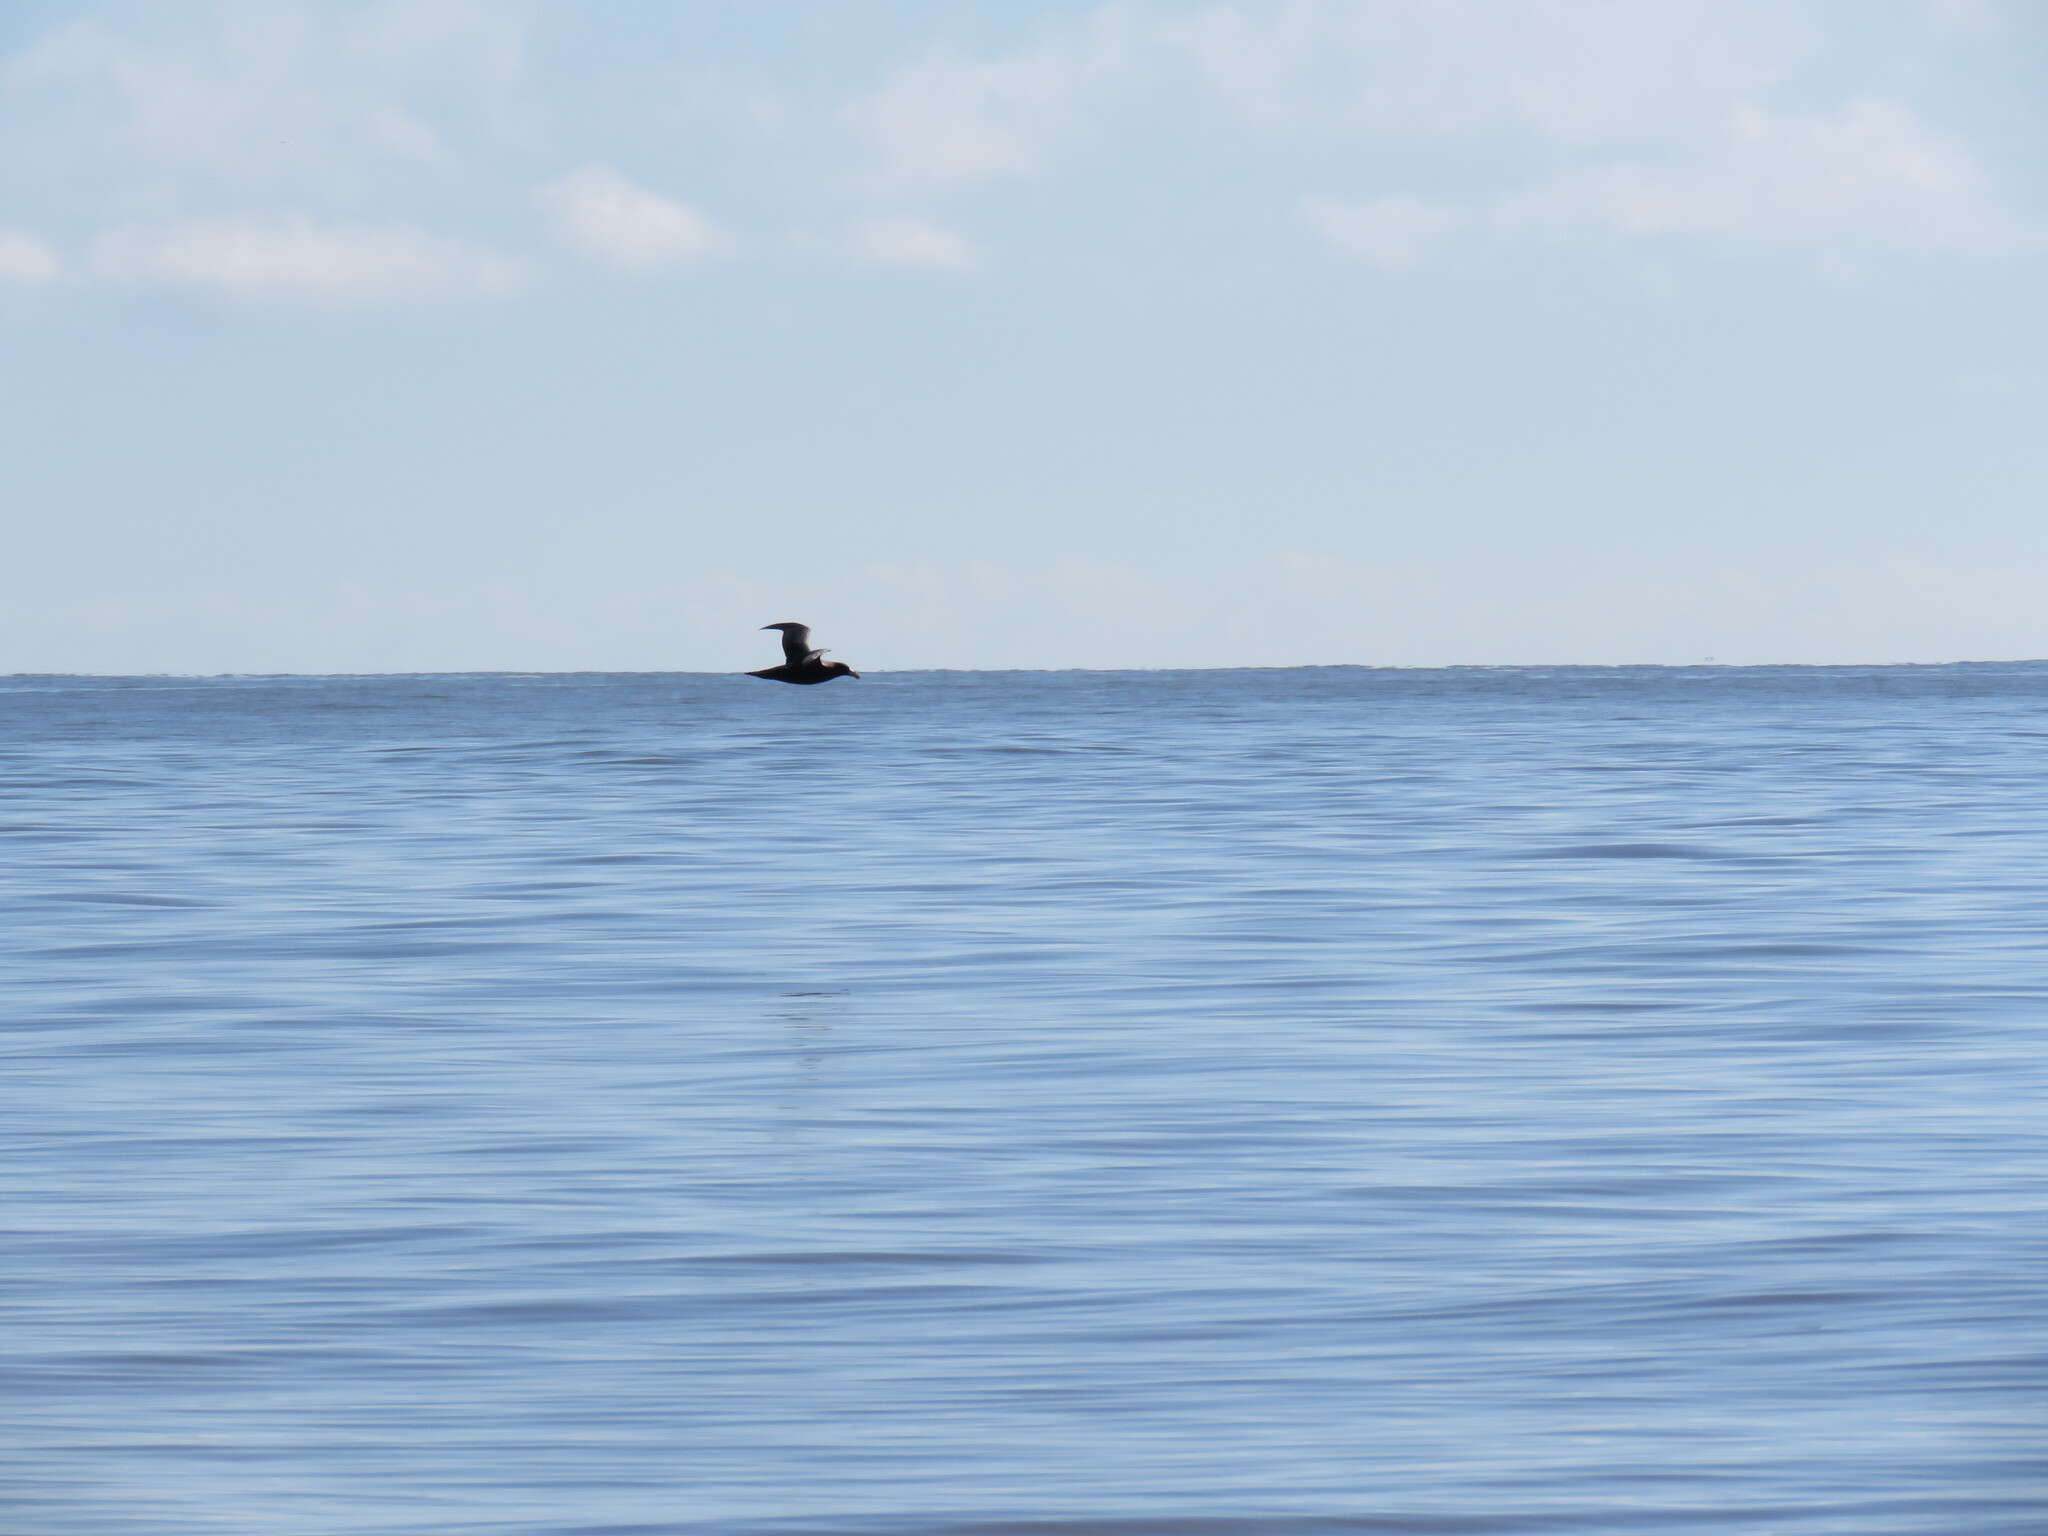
[748,622,861,685]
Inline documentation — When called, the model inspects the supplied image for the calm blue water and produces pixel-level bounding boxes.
[7,666,2046,1535]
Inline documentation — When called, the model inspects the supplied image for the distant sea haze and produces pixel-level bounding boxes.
[9,666,2044,1535]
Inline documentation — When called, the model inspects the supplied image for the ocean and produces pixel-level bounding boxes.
[8,666,2045,1535]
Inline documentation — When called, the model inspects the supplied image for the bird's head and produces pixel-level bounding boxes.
[825,661,860,679]
[761,622,806,634]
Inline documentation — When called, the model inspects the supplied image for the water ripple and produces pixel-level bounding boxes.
[5,666,2046,1535]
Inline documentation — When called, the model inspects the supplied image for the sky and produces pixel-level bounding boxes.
[0,0,2042,673]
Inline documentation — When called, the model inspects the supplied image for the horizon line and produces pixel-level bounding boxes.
[8,658,2048,681]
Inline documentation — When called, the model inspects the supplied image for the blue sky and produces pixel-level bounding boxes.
[1,0,2041,671]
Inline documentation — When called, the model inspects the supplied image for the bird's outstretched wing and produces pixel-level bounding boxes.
[775,624,813,665]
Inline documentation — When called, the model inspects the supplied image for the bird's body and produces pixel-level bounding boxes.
[748,622,860,685]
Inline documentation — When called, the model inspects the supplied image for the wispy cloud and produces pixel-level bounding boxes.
[850,46,1067,187]
[538,164,733,272]
[1927,0,2004,38]
[0,231,61,283]
[5,0,536,199]
[1305,195,1461,270]
[853,216,978,272]
[840,1,2024,266]
[0,0,2027,305]
[1503,99,2018,252]
[92,215,522,303]
[847,10,1135,190]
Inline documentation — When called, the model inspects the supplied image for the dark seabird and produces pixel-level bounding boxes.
[747,622,861,685]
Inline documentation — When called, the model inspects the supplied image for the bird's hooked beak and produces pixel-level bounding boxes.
[845,669,861,679]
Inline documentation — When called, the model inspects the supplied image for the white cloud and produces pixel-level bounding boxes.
[852,46,1071,186]
[848,10,1135,189]
[92,216,522,304]
[1158,2,1322,119]
[367,103,452,166]
[4,0,537,199]
[1161,0,1804,144]
[854,216,978,272]
[1504,99,2016,252]
[1928,0,2003,38]
[1306,195,1461,270]
[0,231,61,283]
[1392,0,1799,145]
[835,3,2025,265]
[539,164,733,271]
[0,0,2026,301]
